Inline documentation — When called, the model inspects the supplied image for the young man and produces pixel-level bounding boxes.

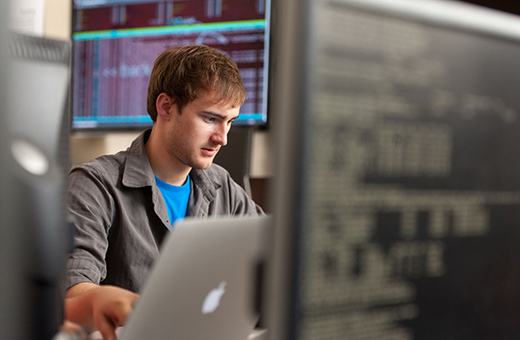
[64,44,264,339]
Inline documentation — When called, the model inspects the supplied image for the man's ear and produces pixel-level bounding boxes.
[156,93,175,120]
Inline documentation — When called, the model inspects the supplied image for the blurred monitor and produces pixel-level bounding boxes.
[71,0,272,130]
[266,1,520,339]
[0,28,70,340]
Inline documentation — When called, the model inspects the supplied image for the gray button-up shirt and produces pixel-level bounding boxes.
[66,129,263,293]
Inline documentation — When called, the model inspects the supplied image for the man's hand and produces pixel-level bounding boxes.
[65,284,139,340]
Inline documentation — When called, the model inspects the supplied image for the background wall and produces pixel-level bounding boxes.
[43,0,273,178]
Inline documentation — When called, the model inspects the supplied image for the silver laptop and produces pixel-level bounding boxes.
[118,215,270,340]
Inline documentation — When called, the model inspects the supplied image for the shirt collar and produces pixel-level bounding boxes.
[122,129,156,188]
[190,167,221,202]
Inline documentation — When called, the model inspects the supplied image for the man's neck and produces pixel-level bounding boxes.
[145,127,191,186]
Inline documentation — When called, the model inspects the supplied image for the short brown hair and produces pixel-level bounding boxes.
[146,44,246,121]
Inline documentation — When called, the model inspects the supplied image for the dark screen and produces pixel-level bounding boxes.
[269,1,520,339]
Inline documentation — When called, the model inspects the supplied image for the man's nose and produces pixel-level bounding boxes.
[211,125,228,146]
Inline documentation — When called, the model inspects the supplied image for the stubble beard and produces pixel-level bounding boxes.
[167,134,215,170]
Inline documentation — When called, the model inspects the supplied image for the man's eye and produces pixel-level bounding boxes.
[204,116,216,123]
[228,120,235,125]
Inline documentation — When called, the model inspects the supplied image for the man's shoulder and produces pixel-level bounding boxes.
[193,164,265,215]
[197,163,232,183]
[71,149,129,179]
[206,163,231,176]
[189,164,236,195]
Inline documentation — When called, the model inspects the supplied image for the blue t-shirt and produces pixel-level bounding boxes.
[155,175,191,227]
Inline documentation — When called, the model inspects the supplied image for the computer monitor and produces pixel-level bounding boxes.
[71,0,272,130]
[0,28,71,339]
[266,1,520,339]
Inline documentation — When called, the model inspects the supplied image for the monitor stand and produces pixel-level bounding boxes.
[213,127,253,197]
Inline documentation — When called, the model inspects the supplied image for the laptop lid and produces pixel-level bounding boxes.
[120,215,269,340]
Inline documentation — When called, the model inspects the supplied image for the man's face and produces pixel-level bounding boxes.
[165,92,240,170]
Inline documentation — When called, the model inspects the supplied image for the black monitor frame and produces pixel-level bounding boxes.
[265,1,520,340]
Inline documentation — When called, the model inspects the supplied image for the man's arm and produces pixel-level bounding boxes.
[65,283,139,340]
[66,282,99,298]
[67,165,115,288]
[66,165,138,340]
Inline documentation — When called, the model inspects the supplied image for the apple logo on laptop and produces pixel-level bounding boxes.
[202,281,227,314]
